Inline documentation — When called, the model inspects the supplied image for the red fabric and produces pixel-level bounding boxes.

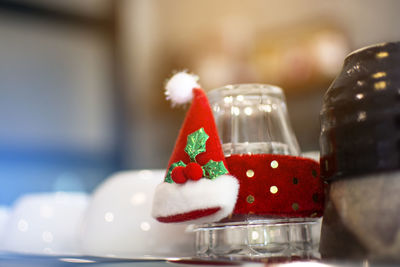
[226,154,324,217]
[156,207,220,223]
[171,166,187,184]
[161,88,231,222]
[184,162,203,181]
[166,88,229,175]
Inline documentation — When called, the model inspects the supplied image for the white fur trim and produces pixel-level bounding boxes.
[165,71,200,105]
[152,175,239,224]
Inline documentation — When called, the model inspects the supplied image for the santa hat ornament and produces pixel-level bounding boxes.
[152,72,239,224]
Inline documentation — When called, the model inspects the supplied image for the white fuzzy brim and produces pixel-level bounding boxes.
[152,175,239,224]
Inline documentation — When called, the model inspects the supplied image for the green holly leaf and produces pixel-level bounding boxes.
[203,160,228,180]
[165,161,186,183]
[184,128,209,161]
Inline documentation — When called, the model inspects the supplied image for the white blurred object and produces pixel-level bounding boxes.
[80,170,194,258]
[302,150,320,162]
[312,32,350,77]
[0,206,10,240]
[0,192,88,255]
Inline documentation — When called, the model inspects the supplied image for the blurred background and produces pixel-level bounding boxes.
[0,0,399,205]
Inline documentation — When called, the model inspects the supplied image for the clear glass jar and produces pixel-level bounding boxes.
[209,84,300,157]
[191,84,321,260]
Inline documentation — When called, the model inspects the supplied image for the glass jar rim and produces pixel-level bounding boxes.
[207,83,284,103]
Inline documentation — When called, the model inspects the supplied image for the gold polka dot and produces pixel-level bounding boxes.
[246,169,254,178]
[270,160,279,169]
[270,186,278,194]
[310,212,318,218]
[246,195,255,204]
[292,203,299,211]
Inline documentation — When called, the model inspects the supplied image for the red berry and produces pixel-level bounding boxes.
[184,162,204,181]
[171,166,187,184]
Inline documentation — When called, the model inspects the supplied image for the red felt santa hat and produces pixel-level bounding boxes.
[152,71,239,224]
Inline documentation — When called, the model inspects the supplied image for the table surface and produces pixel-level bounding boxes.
[0,253,398,267]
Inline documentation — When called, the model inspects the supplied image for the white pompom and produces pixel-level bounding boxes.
[165,71,200,105]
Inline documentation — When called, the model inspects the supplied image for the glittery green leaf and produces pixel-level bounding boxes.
[184,128,209,161]
[203,160,228,180]
[165,161,186,183]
